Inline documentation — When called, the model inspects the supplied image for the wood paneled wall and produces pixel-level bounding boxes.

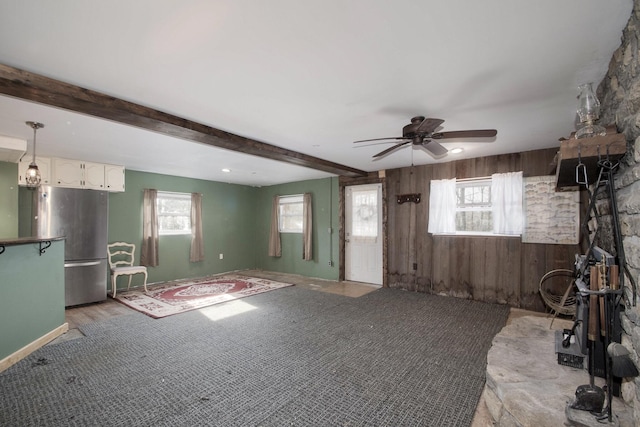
[360,148,579,312]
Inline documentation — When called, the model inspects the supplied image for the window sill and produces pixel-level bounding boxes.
[430,232,521,238]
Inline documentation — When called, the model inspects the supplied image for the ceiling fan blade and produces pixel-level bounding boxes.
[422,140,448,157]
[353,136,406,143]
[431,129,497,139]
[416,118,445,134]
[373,140,412,158]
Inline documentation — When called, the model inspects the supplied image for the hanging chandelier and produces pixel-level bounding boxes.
[25,121,44,188]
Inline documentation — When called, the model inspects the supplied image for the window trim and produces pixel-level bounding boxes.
[156,191,192,236]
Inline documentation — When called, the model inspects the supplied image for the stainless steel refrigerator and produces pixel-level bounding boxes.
[20,186,109,306]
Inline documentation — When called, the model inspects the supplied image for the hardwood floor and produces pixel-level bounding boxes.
[64,298,132,330]
[64,270,380,330]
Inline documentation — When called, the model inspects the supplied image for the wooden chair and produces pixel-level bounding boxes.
[107,242,148,298]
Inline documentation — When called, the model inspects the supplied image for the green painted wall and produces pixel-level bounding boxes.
[109,170,259,285]
[1,160,342,287]
[254,177,339,280]
[0,240,65,361]
[0,162,18,238]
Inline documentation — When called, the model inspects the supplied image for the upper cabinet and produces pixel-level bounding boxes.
[18,156,52,186]
[104,164,125,192]
[83,161,107,190]
[52,158,84,188]
[18,157,125,192]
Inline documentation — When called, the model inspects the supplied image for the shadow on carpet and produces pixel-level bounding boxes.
[0,287,509,426]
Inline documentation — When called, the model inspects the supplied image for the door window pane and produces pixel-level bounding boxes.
[352,189,378,237]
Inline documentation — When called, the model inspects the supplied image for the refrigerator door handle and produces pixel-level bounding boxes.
[64,261,102,268]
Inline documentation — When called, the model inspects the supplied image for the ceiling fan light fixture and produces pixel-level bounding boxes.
[354,116,496,159]
[575,82,606,139]
[25,121,44,189]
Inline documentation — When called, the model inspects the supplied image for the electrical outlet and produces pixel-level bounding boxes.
[219,253,223,260]
[328,260,334,266]
[413,263,418,270]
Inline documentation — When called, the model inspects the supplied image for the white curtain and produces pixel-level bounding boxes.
[302,193,312,261]
[268,195,281,257]
[140,188,159,267]
[190,192,204,262]
[491,171,523,235]
[428,178,457,234]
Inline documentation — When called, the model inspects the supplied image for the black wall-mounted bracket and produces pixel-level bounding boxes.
[397,193,421,204]
[39,241,52,256]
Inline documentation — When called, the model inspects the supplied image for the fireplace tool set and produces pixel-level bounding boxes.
[561,152,638,423]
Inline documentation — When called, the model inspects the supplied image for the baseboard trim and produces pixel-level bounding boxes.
[0,323,69,373]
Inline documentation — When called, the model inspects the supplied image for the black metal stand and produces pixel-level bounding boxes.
[577,157,636,306]
[571,153,634,423]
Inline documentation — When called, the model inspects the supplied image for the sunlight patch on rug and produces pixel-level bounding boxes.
[114,274,293,318]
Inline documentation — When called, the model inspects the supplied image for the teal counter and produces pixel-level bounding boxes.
[0,238,66,371]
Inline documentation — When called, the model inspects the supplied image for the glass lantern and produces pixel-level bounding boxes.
[575,83,606,139]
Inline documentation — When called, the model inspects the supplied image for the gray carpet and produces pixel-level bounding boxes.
[0,286,509,426]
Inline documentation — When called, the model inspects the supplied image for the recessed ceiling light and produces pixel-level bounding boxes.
[221,168,231,173]
[450,148,464,154]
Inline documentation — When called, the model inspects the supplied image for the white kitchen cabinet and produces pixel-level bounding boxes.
[52,158,108,190]
[52,158,84,187]
[104,164,125,192]
[20,156,125,191]
[83,161,106,190]
[18,156,51,186]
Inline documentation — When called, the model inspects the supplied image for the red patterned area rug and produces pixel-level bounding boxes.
[113,274,293,318]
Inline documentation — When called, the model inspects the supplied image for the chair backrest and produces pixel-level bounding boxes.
[107,242,137,269]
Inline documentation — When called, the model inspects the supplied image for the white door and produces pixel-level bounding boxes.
[345,183,383,285]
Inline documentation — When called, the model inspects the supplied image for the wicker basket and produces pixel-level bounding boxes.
[539,269,577,316]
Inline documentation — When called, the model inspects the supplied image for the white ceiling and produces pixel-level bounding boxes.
[0,0,633,186]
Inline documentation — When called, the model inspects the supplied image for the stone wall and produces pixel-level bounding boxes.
[597,0,640,417]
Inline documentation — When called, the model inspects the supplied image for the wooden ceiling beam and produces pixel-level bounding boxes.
[0,64,367,178]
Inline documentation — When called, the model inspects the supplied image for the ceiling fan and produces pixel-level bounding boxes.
[354,116,497,158]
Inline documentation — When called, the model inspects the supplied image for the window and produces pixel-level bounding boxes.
[455,179,493,234]
[278,195,303,233]
[428,172,523,236]
[157,191,191,235]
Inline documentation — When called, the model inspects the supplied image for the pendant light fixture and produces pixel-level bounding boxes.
[25,121,44,188]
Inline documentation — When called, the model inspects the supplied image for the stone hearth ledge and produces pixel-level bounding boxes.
[482,315,635,427]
